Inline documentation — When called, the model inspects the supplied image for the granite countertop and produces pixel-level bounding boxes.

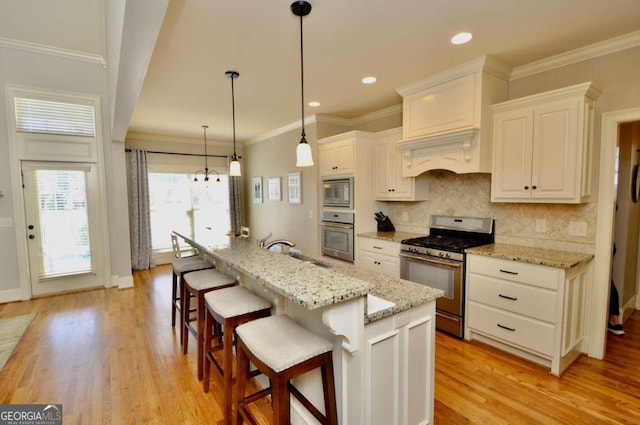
[180,233,442,323]
[466,243,594,269]
[357,231,426,243]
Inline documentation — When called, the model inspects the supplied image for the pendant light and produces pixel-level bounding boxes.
[226,70,242,176]
[292,1,314,167]
[194,125,220,183]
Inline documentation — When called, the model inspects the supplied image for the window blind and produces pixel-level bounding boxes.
[15,97,96,137]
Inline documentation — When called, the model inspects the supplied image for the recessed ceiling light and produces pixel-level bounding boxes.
[451,32,473,45]
[308,101,320,107]
[362,76,377,84]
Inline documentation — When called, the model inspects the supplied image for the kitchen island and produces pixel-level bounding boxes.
[175,232,442,425]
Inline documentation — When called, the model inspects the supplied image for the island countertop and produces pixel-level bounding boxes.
[177,233,442,323]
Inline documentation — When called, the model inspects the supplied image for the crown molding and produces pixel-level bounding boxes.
[0,37,106,66]
[511,30,640,80]
[247,104,402,145]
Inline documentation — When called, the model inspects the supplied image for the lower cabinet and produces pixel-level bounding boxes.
[358,237,400,278]
[465,254,589,375]
[364,302,435,425]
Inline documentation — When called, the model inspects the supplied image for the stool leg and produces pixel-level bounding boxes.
[321,357,338,425]
[203,307,213,393]
[182,283,190,355]
[235,341,249,425]
[272,374,290,425]
[222,320,234,425]
[171,271,178,327]
[197,291,206,381]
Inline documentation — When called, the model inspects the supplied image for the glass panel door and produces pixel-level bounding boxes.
[22,161,104,295]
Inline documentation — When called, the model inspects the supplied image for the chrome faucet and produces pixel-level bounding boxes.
[257,232,273,248]
[264,239,296,250]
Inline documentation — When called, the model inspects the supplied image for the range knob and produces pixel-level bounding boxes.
[438,251,444,258]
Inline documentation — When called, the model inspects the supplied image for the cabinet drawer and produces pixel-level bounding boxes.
[468,255,560,290]
[468,274,557,323]
[468,302,554,357]
[359,238,400,256]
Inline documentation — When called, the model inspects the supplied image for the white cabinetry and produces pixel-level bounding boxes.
[396,56,510,175]
[364,302,435,425]
[358,237,400,278]
[374,128,428,201]
[465,254,589,376]
[319,136,355,176]
[491,82,600,203]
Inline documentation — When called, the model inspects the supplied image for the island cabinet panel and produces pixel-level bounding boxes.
[466,253,590,376]
[364,302,435,425]
[491,82,600,204]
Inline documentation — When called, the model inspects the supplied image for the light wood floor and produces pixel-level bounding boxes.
[0,264,638,424]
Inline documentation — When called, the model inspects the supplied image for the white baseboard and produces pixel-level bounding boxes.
[118,275,134,289]
[0,288,23,304]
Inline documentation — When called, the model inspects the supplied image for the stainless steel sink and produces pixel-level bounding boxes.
[287,252,332,268]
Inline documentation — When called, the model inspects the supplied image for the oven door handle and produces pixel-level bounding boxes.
[399,252,462,269]
[320,222,353,229]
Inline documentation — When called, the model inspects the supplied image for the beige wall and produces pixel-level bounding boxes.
[243,124,321,256]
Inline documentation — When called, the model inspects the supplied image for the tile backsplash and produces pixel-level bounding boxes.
[384,171,596,254]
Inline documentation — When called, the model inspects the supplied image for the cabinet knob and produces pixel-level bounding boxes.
[532,185,537,190]
[524,185,529,190]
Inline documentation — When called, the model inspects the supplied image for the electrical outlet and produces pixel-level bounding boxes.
[309,210,313,219]
[568,221,587,236]
[535,219,546,233]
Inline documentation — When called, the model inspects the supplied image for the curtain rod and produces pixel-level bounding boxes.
[124,148,239,159]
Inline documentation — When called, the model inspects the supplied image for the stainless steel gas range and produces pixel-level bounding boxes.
[400,215,495,338]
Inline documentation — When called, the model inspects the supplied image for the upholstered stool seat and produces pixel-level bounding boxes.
[182,269,237,380]
[172,256,213,327]
[235,314,338,425]
[203,286,271,424]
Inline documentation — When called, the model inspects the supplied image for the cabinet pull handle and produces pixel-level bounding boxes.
[499,294,518,301]
[499,269,518,275]
[373,246,383,250]
[497,323,516,332]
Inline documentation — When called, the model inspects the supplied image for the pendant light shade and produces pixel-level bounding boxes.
[226,70,242,177]
[292,1,314,167]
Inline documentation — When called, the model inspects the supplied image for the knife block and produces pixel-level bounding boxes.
[377,217,395,232]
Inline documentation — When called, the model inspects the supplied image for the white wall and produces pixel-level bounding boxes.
[0,46,111,297]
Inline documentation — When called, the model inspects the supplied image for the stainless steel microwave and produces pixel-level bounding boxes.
[322,177,354,209]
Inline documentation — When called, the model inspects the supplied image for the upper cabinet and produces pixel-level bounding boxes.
[491,82,601,204]
[319,136,355,176]
[374,128,428,201]
[396,56,510,175]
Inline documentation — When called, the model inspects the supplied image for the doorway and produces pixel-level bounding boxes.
[593,108,640,359]
[21,161,106,296]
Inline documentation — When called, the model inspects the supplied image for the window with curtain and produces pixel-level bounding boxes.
[148,172,231,250]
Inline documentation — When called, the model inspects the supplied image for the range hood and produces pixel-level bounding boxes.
[395,56,511,176]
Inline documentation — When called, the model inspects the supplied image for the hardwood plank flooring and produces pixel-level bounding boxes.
[1,264,638,424]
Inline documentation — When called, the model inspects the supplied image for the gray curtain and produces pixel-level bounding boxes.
[126,149,154,270]
[229,175,243,237]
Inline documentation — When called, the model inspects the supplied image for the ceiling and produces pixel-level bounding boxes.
[7,0,639,145]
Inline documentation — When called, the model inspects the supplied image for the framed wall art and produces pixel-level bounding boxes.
[267,177,281,201]
[287,172,301,204]
[252,177,263,203]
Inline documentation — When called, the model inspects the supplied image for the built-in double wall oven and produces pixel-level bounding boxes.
[320,210,354,262]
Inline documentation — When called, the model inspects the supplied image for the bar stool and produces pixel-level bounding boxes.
[170,234,213,334]
[203,286,271,424]
[183,269,238,380]
[235,314,338,425]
